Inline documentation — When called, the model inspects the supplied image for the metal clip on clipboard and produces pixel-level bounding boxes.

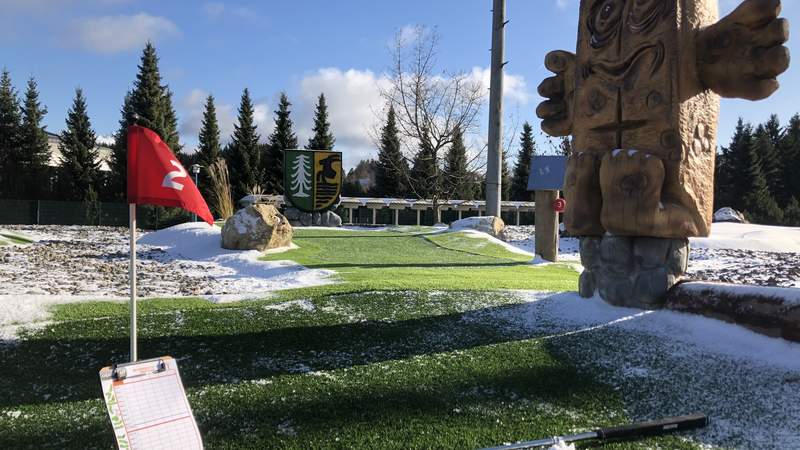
[111,357,167,381]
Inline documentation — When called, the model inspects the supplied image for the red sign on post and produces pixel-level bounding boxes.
[552,198,566,213]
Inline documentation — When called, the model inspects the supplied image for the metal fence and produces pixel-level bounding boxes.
[0,199,536,229]
[0,199,192,229]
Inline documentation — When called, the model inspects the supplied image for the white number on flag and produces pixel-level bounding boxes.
[162,160,188,191]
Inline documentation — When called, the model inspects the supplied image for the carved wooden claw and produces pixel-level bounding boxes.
[697,0,790,100]
[536,50,576,136]
[599,151,699,238]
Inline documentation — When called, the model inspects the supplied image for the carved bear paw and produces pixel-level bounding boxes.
[599,150,698,238]
[563,152,603,236]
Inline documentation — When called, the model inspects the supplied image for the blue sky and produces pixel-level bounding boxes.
[1,0,798,169]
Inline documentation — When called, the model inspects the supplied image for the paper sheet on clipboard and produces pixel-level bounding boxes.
[100,356,203,450]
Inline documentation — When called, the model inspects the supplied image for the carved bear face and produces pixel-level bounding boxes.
[573,0,680,157]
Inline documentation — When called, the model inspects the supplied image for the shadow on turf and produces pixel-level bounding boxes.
[0,302,558,409]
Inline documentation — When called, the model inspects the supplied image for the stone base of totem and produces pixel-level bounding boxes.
[578,235,689,309]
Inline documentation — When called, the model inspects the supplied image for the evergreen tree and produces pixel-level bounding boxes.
[227,88,262,201]
[754,121,782,202]
[109,92,134,199]
[410,126,436,199]
[742,132,783,224]
[0,69,21,199]
[196,95,221,204]
[375,106,408,198]
[716,118,754,212]
[501,147,511,201]
[264,92,298,194]
[784,196,800,226]
[110,42,180,198]
[306,93,335,150]
[18,77,50,199]
[58,88,99,200]
[443,125,472,200]
[779,114,800,206]
[511,122,536,201]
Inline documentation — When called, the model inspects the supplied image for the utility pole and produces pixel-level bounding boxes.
[486,0,506,217]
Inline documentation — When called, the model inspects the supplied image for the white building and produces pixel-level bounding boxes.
[45,131,113,172]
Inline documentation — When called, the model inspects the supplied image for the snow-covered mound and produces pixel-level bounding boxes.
[138,222,334,302]
[691,222,800,253]
[713,207,747,223]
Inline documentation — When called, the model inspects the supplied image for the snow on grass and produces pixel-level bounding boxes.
[690,222,800,253]
[138,222,335,303]
[456,229,534,257]
[470,291,800,449]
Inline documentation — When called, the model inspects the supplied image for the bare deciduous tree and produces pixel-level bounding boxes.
[380,25,486,222]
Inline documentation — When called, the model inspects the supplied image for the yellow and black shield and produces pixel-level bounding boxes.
[284,149,342,212]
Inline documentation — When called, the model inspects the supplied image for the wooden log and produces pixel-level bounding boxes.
[535,190,559,262]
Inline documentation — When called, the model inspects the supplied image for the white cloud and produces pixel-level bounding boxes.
[202,2,225,18]
[467,67,531,105]
[297,68,391,168]
[179,88,271,151]
[68,13,179,54]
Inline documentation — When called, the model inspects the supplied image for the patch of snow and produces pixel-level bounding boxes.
[713,207,746,223]
[456,229,534,257]
[680,282,800,305]
[548,439,576,450]
[691,222,800,253]
[472,290,800,449]
[263,242,299,254]
[612,149,622,157]
[138,223,335,302]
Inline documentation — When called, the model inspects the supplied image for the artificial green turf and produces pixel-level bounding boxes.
[0,291,701,449]
[261,228,578,294]
[0,229,704,448]
[0,230,33,246]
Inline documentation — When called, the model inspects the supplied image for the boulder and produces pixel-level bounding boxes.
[713,207,747,223]
[449,216,506,238]
[221,204,293,251]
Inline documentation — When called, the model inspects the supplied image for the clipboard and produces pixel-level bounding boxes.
[99,356,203,450]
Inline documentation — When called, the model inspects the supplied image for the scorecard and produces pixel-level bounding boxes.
[99,356,203,450]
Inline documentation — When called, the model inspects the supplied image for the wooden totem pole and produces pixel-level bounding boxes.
[537,0,790,308]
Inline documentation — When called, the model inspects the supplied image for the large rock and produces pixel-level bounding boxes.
[283,207,342,227]
[221,204,293,251]
[713,207,747,223]
[449,216,506,238]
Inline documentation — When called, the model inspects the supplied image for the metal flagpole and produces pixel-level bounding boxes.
[129,203,137,362]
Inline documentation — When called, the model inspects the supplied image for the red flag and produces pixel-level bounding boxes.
[127,125,214,225]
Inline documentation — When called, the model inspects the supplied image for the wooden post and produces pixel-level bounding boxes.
[372,208,377,225]
[458,210,462,220]
[515,210,520,226]
[416,209,421,226]
[349,208,353,224]
[393,209,399,226]
[535,190,559,262]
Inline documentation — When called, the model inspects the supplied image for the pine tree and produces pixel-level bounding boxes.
[717,118,754,212]
[559,136,573,157]
[196,95,221,205]
[227,88,262,201]
[18,77,50,199]
[501,147,511,201]
[265,92,298,194]
[443,125,472,200]
[511,122,536,201]
[0,69,21,199]
[375,106,408,198]
[742,132,783,224]
[781,114,800,205]
[754,121,782,202]
[784,196,800,226]
[410,127,436,199]
[109,92,134,199]
[110,42,180,198]
[58,88,99,200]
[305,93,335,150]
